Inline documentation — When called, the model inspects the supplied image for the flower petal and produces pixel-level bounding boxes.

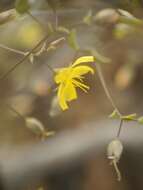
[54,68,70,84]
[72,56,94,66]
[65,82,77,101]
[57,81,77,110]
[71,65,94,78]
[57,83,69,110]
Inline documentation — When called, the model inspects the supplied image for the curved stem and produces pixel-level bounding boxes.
[112,159,121,181]
[95,62,122,117]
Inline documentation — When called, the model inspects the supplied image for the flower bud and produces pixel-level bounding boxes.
[94,8,120,25]
[25,117,45,136]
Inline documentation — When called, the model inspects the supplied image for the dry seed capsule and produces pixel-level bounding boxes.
[107,139,123,162]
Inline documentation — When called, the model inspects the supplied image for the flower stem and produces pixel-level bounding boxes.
[95,62,124,138]
[116,119,123,138]
[95,62,122,117]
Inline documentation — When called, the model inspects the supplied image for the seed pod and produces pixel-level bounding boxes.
[107,139,123,162]
[25,117,45,136]
[94,8,120,25]
[107,139,123,181]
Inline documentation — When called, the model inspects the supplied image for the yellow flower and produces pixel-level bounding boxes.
[54,56,95,110]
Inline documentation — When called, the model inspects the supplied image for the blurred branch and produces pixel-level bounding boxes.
[0,34,65,80]
[0,120,142,190]
[0,44,26,55]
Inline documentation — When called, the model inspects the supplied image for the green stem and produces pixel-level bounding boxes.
[116,119,123,138]
[95,62,124,138]
[95,62,122,117]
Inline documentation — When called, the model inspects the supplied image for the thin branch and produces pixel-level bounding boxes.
[0,34,52,81]
[116,119,123,138]
[0,44,26,55]
[95,62,124,140]
[95,62,122,117]
[6,104,25,121]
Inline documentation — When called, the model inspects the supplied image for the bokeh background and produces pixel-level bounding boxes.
[0,0,143,190]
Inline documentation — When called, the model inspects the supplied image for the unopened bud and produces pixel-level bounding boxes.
[25,117,45,136]
[94,8,120,25]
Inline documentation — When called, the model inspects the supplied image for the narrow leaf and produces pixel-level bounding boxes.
[83,10,93,25]
[121,113,137,121]
[67,29,79,50]
[0,9,17,25]
[138,116,143,124]
[109,109,120,119]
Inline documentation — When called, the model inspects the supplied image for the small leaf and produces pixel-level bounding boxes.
[83,10,93,25]
[47,45,56,52]
[113,23,133,39]
[35,42,46,56]
[118,9,143,26]
[57,26,70,34]
[25,117,45,135]
[50,37,65,46]
[15,0,30,14]
[91,49,111,64]
[118,9,135,19]
[121,113,137,121]
[67,29,79,50]
[109,109,120,119]
[0,9,17,25]
[138,116,143,124]
[44,131,55,137]
[46,38,65,53]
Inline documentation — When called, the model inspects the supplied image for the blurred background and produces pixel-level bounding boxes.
[0,0,143,190]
